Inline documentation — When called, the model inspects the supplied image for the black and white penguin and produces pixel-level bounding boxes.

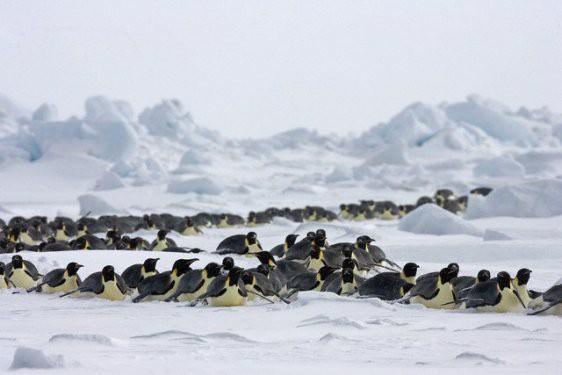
[357,262,419,300]
[121,258,160,289]
[176,217,202,236]
[133,258,198,302]
[29,262,83,294]
[461,271,526,312]
[215,232,262,255]
[5,255,42,289]
[192,267,252,307]
[512,268,533,307]
[403,266,458,309]
[150,230,177,251]
[286,265,337,296]
[452,269,491,301]
[165,262,222,302]
[527,282,562,315]
[71,234,108,250]
[269,234,299,258]
[398,204,415,218]
[60,265,128,301]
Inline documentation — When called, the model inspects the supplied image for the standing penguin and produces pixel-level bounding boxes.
[60,265,128,301]
[150,230,177,251]
[5,255,41,289]
[358,262,419,300]
[29,262,83,294]
[121,258,160,289]
[461,271,526,313]
[403,266,457,309]
[215,232,262,255]
[165,262,222,302]
[133,258,198,302]
[269,234,299,258]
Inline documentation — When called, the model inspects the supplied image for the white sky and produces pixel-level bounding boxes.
[1,1,561,138]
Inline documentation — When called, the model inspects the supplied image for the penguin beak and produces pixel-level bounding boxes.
[77,264,84,269]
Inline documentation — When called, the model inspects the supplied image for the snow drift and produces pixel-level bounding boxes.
[399,204,483,236]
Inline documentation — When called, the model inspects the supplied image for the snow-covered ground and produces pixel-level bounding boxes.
[1,93,562,373]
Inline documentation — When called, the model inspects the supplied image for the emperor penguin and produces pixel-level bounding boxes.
[527,282,562,315]
[165,262,222,302]
[71,234,108,250]
[54,221,71,241]
[416,196,434,207]
[5,255,42,289]
[322,260,359,296]
[339,204,350,219]
[76,223,89,237]
[286,265,337,297]
[284,232,316,261]
[512,268,533,307]
[121,258,160,289]
[461,271,526,312]
[29,262,83,294]
[452,269,491,301]
[215,232,262,255]
[254,251,307,287]
[60,265,129,301]
[434,189,456,207]
[150,230,177,251]
[358,262,419,300]
[128,237,151,251]
[269,234,299,258]
[221,257,235,274]
[177,217,202,236]
[404,266,458,309]
[398,204,415,218]
[0,262,9,289]
[133,258,198,302]
[191,267,247,307]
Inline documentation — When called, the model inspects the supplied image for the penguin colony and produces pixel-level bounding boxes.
[1,226,560,315]
[0,187,487,255]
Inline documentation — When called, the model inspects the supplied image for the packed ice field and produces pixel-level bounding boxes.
[1,93,562,373]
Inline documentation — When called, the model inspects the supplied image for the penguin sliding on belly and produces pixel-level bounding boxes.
[215,232,262,255]
[121,258,160,289]
[358,262,419,300]
[401,265,457,309]
[60,265,129,301]
[165,262,222,302]
[133,259,198,302]
[527,283,562,315]
[28,262,83,294]
[461,271,526,313]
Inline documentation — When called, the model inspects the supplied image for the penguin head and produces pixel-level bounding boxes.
[66,262,83,276]
[285,234,299,247]
[356,235,374,250]
[497,271,512,290]
[102,265,116,282]
[342,268,354,283]
[228,267,244,285]
[204,262,222,278]
[257,264,270,277]
[222,257,235,271]
[240,271,254,286]
[403,263,419,278]
[340,204,347,211]
[172,258,198,276]
[438,267,456,284]
[318,266,337,281]
[447,263,460,278]
[77,222,88,233]
[246,232,258,245]
[342,258,355,270]
[157,230,168,241]
[11,255,24,269]
[477,269,491,282]
[315,229,326,239]
[342,244,354,258]
[255,251,276,268]
[515,268,532,286]
[143,258,159,273]
[184,217,194,226]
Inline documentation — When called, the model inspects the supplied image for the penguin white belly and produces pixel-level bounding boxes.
[210,285,246,307]
[0,277,8,289]
[10,269,36,289]
[340,211,349,219]
[99,280,125,301]
[152,240,168,251]
[181,227,199,236]
[341,282,356,296]
[217,220,230,228]
[413,284,455,309]
[317,217,328,223]
[353,214,366,221]
[20,232,36,245]
[42,277,80,294]
[55,230,69,241]
[495,289,523,313]
[380,211,395,221]
[247,243,262,254]
[308,258,324,272]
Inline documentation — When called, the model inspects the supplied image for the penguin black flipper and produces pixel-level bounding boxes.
[464,280,500,309]
[321,273,343,294]
[528,284,562,315]
[161,247,190,253]
[215,235,246,255]
[60,272,103,297]
[452,276,476,301]
[269,244,285,258]
[134,272,172,303]
[166,270,204,302]
[358,272,404,300]
[284,239,312,261]
[408,274,439,300]
[287,271,316,291]
[528,289,543,299]
[121,264,143,289]
[23,260,42,280]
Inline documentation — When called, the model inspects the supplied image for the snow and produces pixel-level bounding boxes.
[9,347,64,370]
[1,93,562,373]
[398,204,484,237]
[466,179,562,219]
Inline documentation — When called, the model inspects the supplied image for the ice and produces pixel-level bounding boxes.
[398,204,483,236]
[466,179,562,219]
[93,171,125,191]
[473,155,526,178]
[32,103,58,123]
[9,347,64,370]
[49,334,113,346]
[167,177,224,195]
[78,194,123,216]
